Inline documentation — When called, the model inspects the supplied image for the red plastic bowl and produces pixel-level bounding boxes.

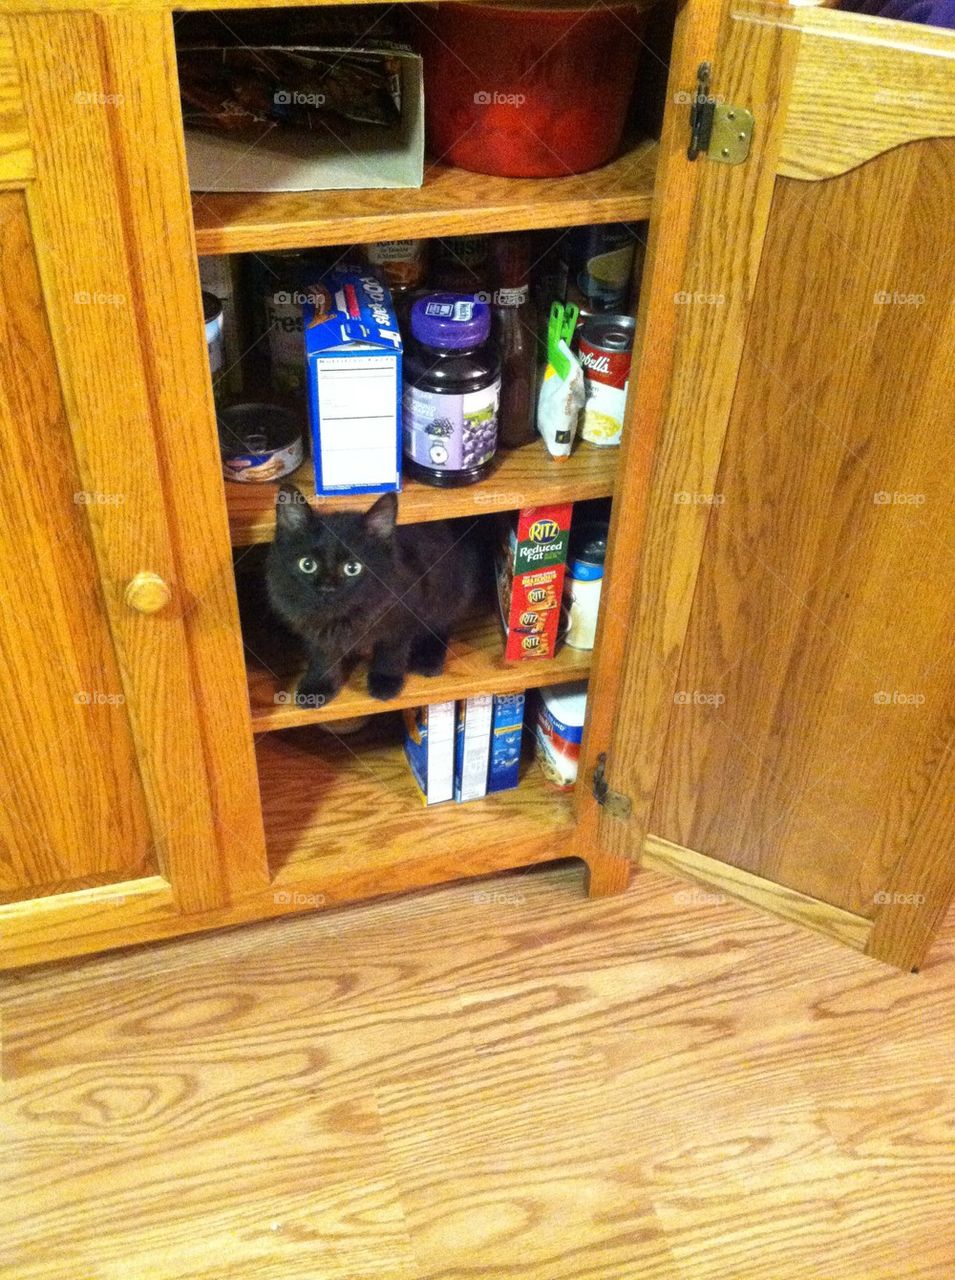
[421,1,648,178]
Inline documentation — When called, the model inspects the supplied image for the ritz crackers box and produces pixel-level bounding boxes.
[495,504,573,661]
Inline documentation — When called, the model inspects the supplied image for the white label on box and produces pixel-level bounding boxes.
[456,695,492,803]
[314,355,398,489]
[426,701,455,805]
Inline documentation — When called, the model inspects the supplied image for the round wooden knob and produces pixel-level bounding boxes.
[124,572,171,615]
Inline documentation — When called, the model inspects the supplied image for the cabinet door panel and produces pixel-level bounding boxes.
[649,138,955,918]
[0,191,154,899]
[596,0,955,967]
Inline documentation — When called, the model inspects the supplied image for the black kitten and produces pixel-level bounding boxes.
[266,485,483,704]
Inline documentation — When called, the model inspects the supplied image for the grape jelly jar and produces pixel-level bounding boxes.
[402,294,501,487]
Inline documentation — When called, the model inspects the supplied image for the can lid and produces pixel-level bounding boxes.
[411,293,491,349]
[569,520,609,569]
[216,403,301,455]
[539,680,589,727]
[579,314,635,351]
[202,290,223,325]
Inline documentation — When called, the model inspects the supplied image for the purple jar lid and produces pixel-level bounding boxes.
[410,293,491,350]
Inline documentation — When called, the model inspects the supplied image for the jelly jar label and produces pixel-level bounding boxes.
[403,382,500,473]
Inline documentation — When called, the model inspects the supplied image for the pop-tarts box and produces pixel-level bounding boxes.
[304,269,402,496]
[487,692,525,793]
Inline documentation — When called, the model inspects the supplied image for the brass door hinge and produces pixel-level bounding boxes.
[592,753,632,820]
[687,62,754,165]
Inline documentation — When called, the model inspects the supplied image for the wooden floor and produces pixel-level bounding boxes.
[3,864,954,1280]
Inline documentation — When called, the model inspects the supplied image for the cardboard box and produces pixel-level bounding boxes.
[182,39,423,192]
[304,270,402,496]
[487,693,525,793]
[496,505,573,661]
[403,702,455,805]
[454,695,493,803]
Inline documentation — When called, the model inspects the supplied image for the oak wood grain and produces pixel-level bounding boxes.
[0,19,30,182]
[13,12,226,915]
[576,0,800,865]
[228,440,618,545]
[192,138,658,256]
[0,193,154,898]
[650,140,955,952]
[643,834,871,951]
[256,720,576,878]
[3,865,953,1279]
[100,10,269,899]
[777,6,955,180]
[246,614,591,732]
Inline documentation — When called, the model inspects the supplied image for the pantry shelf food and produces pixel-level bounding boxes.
[227,440,619,545]
[246,615,592,733]
[258,719,576,880]
[191,138,658,256]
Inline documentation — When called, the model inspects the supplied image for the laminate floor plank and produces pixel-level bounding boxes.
[2,865,953,1280]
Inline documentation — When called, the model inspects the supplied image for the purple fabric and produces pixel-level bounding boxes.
[840,0,955,27]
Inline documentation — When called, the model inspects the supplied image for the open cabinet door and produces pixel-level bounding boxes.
[0,11,268,969]
[580,0,955,970]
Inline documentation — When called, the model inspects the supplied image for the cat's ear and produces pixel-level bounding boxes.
[275,485,311,536]
[365,492,397,541]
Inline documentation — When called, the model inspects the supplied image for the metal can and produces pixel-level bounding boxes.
[578,314,635,447]
[217,403,304,484]
[202,290,224,386]
[364,239,427,292]
[559,223,640,313]
[563,520,608,650]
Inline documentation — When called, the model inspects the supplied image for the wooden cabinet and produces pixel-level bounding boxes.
[0,0,952,972]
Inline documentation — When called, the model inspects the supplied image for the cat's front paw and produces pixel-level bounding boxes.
[367,670,405,701]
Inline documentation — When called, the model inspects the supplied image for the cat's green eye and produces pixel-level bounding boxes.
[298,556,318,574]
[342,561,363,578]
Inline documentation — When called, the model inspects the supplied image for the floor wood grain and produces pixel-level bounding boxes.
[2,865,954,1280]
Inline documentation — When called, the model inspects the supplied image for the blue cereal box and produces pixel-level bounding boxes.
[304,270,402,496]
[487,692,525,794]
[403,701,455,805]
[454,694,493,803]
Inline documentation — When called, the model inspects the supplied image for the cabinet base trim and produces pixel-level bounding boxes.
[642,834,872,952]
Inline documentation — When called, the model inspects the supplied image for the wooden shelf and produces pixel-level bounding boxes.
[193,138,658,256]
[227,438,618,545]
[257,718,576,881]
[247,614,590,733]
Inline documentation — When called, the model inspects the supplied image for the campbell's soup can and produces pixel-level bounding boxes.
[534,681,588,790]
[578,314,635,447]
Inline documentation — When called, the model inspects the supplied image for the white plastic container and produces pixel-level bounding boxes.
[534,681,588,790]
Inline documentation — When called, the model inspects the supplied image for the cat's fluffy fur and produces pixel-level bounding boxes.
[266,485,484,705]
